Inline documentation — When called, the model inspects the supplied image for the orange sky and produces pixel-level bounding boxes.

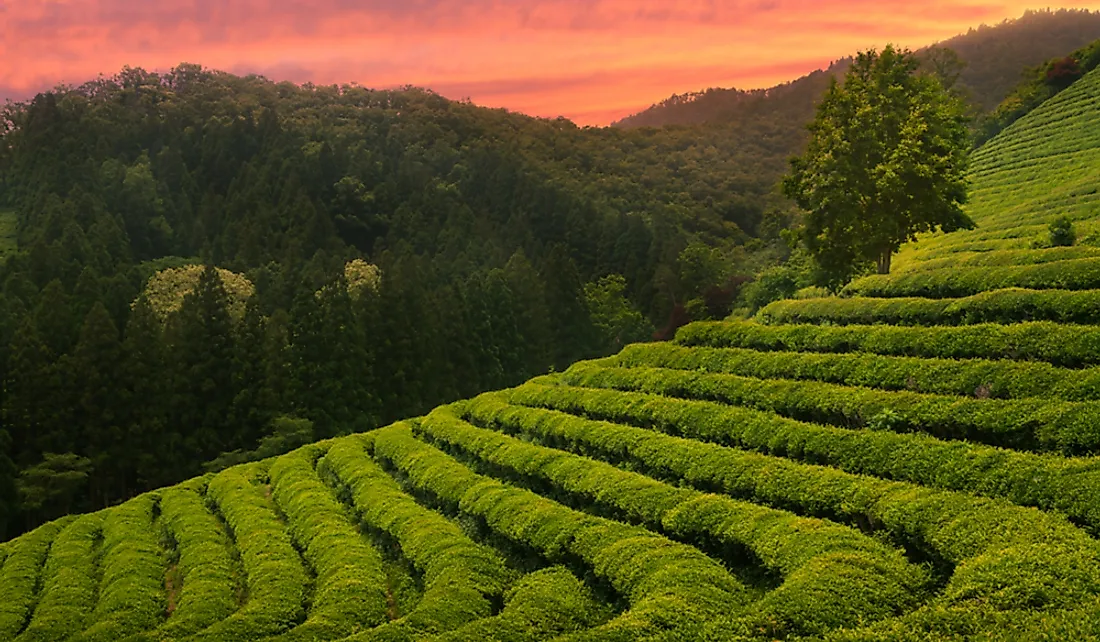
[3,1,1100,125]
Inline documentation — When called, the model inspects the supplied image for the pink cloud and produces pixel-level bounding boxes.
[2,0,1100,124]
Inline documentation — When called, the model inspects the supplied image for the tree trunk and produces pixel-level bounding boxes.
[876,250,892,274]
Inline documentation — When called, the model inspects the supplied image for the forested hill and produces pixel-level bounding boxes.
[613,8,1100,129]
[0,67,796,539]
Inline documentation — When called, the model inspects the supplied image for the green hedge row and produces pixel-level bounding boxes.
[675,320,1100,367]
[824,599,1100,641]
[16,514,104,642]
[0,518,74,639]
[844,258,1100,298]
[421,404,929,638]
[72,495,166,642]
[187,465,309,642]
[615,342,1100,400]
[318,433,513,641]
[432,567,611,642]
[897,246,1100,273]
[559,362,1100,455]
[130,479,238,641]
[504,381,1100,532]
[266,444,389,641]
[368,423,749,642]
[486,386,1100,616]
[756,288,1100,326]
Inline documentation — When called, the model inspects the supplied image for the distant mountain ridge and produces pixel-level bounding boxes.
[613,8,1100,128]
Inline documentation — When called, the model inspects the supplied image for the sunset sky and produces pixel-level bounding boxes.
[3,1,1100,125]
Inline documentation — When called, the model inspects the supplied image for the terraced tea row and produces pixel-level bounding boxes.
[890,65,1100,271]
[844,258,1100,298]
[759,288,1100,326]
[4,313,1100,640]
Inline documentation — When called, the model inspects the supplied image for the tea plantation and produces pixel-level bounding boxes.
[2,66,1100,642]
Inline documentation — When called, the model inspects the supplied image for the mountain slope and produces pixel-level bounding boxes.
[614,8,1100,129]
[4,43,1100,641]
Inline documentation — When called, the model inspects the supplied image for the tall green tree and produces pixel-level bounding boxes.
[4,317,53,457]
[169,264,237,465]
[121,296,175,490]
[584,274,654,353]
[227,299,277,451]
[783,45,973,288]
[16,453,93,527]
[67,302,124,504]
[0,429,16,539]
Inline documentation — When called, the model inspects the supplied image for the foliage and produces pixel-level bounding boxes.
[140,480,238,640]
[318,434,513,639]
[677,319,1100,368]
[267,445,388,639]
[203,416,315,473]
[0,518,74,638]
[583,274,653,352]
[560,360,1100,455]
[496,381,1100,615]
[740,266,798,313]
[369,423,749,639]
[16,514,103,642]
[759,287,1100,327]
[0,65,670,536]
[622,341,1100,401]
[343,258,381,298]
[72,495,165,642]
[783,45,972,287]
[16,453,93,522]
[191,465,309,641]
[1049,215,1077,247]
[424,402,928,637]
[844,256,1100,298]
[140,264,255,323]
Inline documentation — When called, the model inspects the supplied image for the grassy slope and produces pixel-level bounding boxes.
[5,64,1100,642]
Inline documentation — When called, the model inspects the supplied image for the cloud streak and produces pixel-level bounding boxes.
[3,0,1100,124]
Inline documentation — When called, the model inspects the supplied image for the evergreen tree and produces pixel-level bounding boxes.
[121,296,175,490]
[169,264,237,466]
[541,245,596,369]
[0,428,16,540]
[289,276,375,437]
[67,302,124,504]
[227,298,276,451]
[4,317,53,458]
[503,250,554,379]
[33,280,74,358]
[16,452,93,528]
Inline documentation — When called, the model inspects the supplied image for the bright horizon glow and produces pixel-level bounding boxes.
[3,1,1100,126]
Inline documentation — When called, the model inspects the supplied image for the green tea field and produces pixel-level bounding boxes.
[3,61,1100,642]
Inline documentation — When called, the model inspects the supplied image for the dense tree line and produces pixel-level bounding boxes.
[0,64,773,539]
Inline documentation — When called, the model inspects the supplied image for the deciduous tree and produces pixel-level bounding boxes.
[783,45,973,289]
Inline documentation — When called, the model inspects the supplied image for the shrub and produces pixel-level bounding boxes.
[741,266,799,313]
[1050,215,1077,247]
[422,404,928,637]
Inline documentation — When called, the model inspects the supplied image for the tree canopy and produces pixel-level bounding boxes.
[783,45,973,289]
